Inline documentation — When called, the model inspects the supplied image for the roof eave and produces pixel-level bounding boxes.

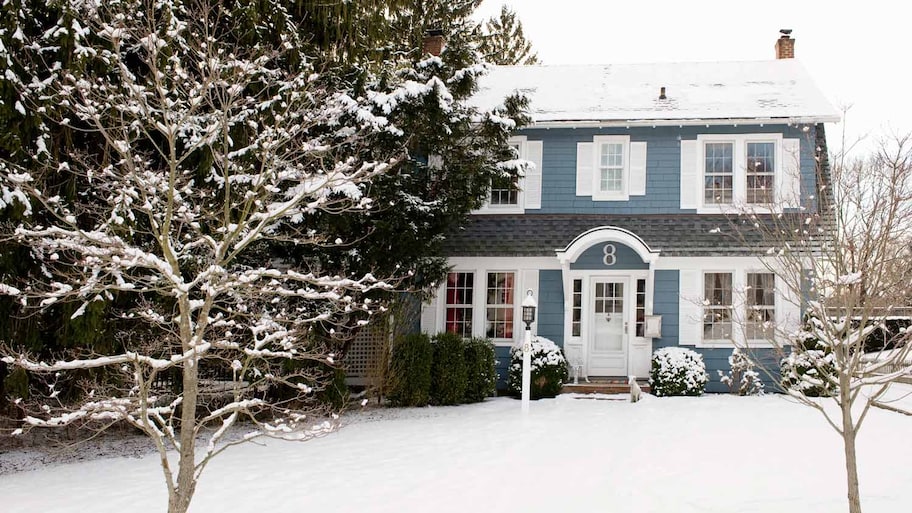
[525,115,841,129]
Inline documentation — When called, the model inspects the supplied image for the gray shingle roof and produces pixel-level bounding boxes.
[441,214,814,258]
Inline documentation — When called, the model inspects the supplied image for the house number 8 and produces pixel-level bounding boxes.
[602,244,616,266]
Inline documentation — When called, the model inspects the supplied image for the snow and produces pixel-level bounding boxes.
[2,393,911,512]
[472,59,840,125]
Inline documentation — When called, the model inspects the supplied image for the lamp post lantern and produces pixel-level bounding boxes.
[521,289,537,415]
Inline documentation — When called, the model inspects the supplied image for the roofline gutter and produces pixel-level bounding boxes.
[525,116,841,129]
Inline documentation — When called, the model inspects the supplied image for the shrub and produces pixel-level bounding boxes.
[463,337,497,403]
[718,348,764,395]
[649,347,708,397]
[387,333,433,407]
[430,332,467,406]
[780,324,836,397]
[508,336,568,399]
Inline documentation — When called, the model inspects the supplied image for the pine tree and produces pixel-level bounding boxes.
[478,5,540,65]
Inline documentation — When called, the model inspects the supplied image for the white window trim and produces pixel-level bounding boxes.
[475,135,526,214]
[696,133,783,214]
[696,267,779,349]
[592,135,630,201]
[701,270,737,346]
[745,270,777,342]
[436,261,535,347]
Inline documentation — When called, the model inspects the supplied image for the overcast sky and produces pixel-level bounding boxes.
[475,0,912,154]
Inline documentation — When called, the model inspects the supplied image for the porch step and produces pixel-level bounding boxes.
[561,377,650,395]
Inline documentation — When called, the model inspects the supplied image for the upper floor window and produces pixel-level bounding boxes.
[746,142,776,204]
[704,142,734,204]
[689,133,795,212]
[490,141,521,206]
[599,142,625,193]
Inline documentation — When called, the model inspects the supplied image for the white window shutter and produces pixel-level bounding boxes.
[629,141,648,196]
[524,141,543,209]
[576,142,594,196]
[678,270,703,346]
[420,287,440,334]
[779,138,802,208]
[680,140,699,209]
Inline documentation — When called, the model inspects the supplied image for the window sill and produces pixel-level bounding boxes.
[592,193,629,202]
[474,205,525,215]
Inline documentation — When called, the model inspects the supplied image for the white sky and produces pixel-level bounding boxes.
[476,0,912,155]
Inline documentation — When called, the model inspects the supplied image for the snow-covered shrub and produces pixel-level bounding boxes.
[718,348,764,396]
[463,337,497,403]
[387,333,433,407]
[649,347,708,397]
[430,332,468,406]
[780,326,836,397]
[508,336,569,399]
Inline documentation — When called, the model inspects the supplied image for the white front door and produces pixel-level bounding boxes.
[588,278,628,376]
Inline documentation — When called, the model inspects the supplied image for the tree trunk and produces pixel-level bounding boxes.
[169,360,199,513]
[841,401,863,513]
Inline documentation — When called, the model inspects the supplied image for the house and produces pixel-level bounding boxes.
[418,31,840,392]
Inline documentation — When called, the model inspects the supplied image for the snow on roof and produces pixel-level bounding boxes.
[472,59,840,126]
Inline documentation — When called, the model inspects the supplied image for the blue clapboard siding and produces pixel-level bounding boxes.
[518,124,817,214]
[570,241,647,270]
[494,269,564,391]
[652,269,781,393]
[537,270,565,347]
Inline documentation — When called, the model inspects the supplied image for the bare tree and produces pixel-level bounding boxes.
[0,1,500,512]
[729,129,912,513]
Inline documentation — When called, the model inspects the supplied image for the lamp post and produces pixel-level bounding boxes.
[521,289,537,415]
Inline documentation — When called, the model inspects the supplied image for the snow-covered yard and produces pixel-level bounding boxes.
[2,392,911,513]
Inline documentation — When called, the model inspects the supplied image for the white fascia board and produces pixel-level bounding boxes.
[523,116,840,130]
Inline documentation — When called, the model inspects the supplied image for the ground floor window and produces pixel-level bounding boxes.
[445,272,474,338]
[485,272,515,340]
[635,279,646,337]
[571,279,582,337]
[703,272,733,341]
[746,272,776,340]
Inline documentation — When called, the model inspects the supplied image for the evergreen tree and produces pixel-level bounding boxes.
[478,5,540,65]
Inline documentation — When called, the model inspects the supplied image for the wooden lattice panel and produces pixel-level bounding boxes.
[344,324,388,386]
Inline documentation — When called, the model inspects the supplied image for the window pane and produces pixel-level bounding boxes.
[445,272,474,338]
[746,142,776,204]
[703,272,733,341]
[704,142,734,204]
[485,272,515,340]
[747,272,775,339]
[599,142,624,193]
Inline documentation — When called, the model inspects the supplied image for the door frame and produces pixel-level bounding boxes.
[587,275,631,376]
[562,269,650,378]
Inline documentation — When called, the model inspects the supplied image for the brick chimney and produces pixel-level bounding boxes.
[775,29,795,59]
[423,29,446,57]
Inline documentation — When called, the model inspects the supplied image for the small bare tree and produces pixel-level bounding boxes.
[729,129,912,513]
[0,1,490,512]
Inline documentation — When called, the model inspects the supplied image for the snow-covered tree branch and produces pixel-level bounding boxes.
[0,1,525,512]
